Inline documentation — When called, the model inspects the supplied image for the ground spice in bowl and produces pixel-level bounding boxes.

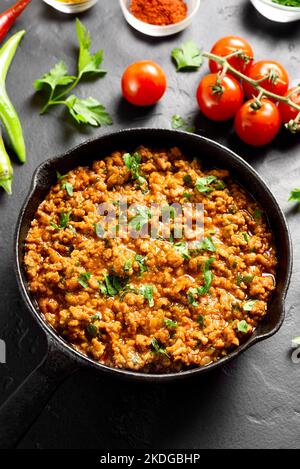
[130,0,188,25]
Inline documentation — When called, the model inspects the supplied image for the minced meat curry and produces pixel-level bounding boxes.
[24,146,277,373]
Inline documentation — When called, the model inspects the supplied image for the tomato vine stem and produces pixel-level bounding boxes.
[202,51,300,118]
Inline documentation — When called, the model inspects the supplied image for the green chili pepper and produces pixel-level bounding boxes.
[0,30,26,163]
[0,132,13,194]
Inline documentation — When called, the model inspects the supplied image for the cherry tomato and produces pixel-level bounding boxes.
[209,36,254,74]
[244,60,289,100]
[234,99,281,146]
[278,87,300,124]
[196,73,244,122]
[121,61,167,106]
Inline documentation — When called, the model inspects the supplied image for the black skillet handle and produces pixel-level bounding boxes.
[0,338,81,449]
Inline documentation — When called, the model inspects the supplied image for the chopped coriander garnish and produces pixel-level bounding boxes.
[171,40,203,72]
[183,191,192,200]
[242,232,250,243]
[195,176,217,194]
[289,188,300,203]
[62,182,74,197]
[123,152,146,186]
[174,241,191,260]
[78,271,91,288]
[254,209,263,220]
[243,300,257,311]
[188,288,199,307]
[86,323,98,339]
[129,206,151,232]
[237,320,250,333]
[171,114,195,133]
[50,210,72,230]
[56,171,66,181]
[161,205,176,220]
[197,314,205,329]
[193,237,216,253]
[98,280,108,295]
[164,318,177,329]
[237,273,254,287]
[187,258,215,302]
[135,254,148,274]
[198,258,215,296]
[94,222,105,238]
[139,284,154,307]
[151,338,170,358]
[124,259,133,272]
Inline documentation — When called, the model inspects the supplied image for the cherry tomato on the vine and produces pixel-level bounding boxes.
[244,60,289,100]
[196,73,244,122]
[234,98,281,146]
[121,61,167,106]
[209,36,254,75]
[278,87,300,124]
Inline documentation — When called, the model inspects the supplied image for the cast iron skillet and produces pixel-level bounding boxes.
[0,128,292,448]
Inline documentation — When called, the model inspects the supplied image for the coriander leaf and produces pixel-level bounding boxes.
[272,0,300,6]
[139,284,154,307]
[171,40,203,71]
[174,241,190,260]
[243,300,257,311]
[164,318,177,329]
[135,254,148,274]
[129,206,151,232]
[195,176,217,194]
[254,209,263,220]
[59,211,71,229]
[197,314,205,329]
[86,323,98,339]
[64,95,113,127]
[187,288,198,307]
[124,259,133,272]
[171,114,195,133]
[123,152,146,186]
[237,273,254,287]
[237,320,250,333]
[34,61,75,92]
[94,222,105,238]
[62,182,74,196]
[49,221,60,231]
[161,205,176,220]
[78,271,91,288]
[193,237,216,253]
[242,232,250,243]
[289,188,300,203]
[197,258,214,296]
[56,171,66,181]
[98,280,107,295]
[76,18,106,79]
[151,338,170,358]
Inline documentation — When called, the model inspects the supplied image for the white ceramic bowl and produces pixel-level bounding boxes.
[250,0,300,23]
[119,0,201,37]
[43,0,98,14]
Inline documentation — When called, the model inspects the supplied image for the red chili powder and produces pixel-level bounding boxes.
[130,0,188,26]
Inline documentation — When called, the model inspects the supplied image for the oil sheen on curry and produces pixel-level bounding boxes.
[24,146,277,373]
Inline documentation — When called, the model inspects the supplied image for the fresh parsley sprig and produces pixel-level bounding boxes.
[171,40,203,72]
[289,188,300,204]
[34,19,112,127]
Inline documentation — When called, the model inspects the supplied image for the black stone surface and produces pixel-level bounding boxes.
[0,0,300,449]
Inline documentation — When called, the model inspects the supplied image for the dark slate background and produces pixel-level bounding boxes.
[0,0,300,449]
